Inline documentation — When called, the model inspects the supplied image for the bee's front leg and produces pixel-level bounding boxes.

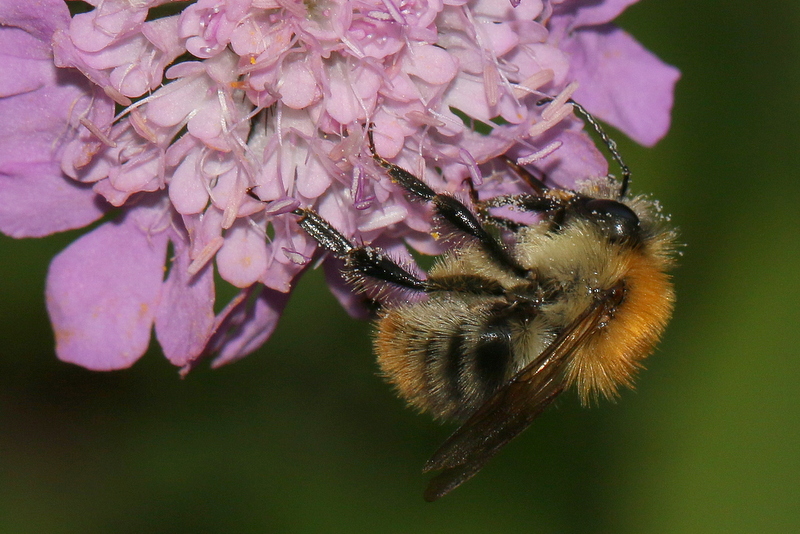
[292,208,429,293]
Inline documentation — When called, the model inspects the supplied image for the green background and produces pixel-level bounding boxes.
[1,1,798,532]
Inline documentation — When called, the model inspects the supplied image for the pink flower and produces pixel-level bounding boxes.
[548,0,680,146]
[0,0,679,371]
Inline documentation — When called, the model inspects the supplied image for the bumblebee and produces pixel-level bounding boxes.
[286,104,677,501]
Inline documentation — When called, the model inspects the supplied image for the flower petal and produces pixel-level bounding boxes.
[45,210,168,370]
[0,0,70,44]
[209,286,292,368]
[403,43,458,85]
[169,149,210,215]
[155,232,216,367]
[0,164,106,238]
[559,0,639,28]
[535,129,608,188]
[564,25,681,146]
[216,219,268,288]
[280,60,319,109]
[0,28,108,237]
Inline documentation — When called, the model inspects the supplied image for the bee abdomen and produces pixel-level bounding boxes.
[375,298,534,421]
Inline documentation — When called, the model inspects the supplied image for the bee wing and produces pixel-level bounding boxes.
[422,295,614,502]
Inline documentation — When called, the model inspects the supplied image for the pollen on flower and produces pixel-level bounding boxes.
[517,141,563,166]
[2,0,680,370]
[513,70,556,99]
[79,117,116,148]
[542,81,580,121]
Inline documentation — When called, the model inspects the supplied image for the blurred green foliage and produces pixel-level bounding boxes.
[1,1,799,532]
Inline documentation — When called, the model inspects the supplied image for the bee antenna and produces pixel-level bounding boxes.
[501,155,548,195]
[537,98,631,199]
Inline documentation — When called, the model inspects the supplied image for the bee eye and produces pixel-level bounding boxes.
[584,199,640,241]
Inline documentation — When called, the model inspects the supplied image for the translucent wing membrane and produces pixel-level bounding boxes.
[423,289,619,501]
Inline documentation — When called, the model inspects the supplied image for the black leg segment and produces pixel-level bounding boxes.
[293,209,353,257]
[367,129,528,278]
[293,208,428,292]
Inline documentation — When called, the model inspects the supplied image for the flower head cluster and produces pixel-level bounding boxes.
[0,0,679,371]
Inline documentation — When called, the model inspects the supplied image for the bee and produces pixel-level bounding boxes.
[282,102,677,501]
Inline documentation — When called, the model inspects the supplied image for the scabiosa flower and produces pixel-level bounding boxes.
[0,0,678,372]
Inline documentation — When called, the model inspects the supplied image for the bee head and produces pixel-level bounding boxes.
[581,197,641,245]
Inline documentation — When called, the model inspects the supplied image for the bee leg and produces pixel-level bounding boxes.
[293,208,429,293]
[484,151,582,232]
[486,157,564,213]
[367,132,527,278]
[500,155,548,195]
[462,193,561,232]
[479,194,558,212]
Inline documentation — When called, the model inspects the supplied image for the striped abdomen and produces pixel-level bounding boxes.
[375,294,551,420]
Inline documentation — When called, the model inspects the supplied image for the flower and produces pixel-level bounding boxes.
[0,0,679,372]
